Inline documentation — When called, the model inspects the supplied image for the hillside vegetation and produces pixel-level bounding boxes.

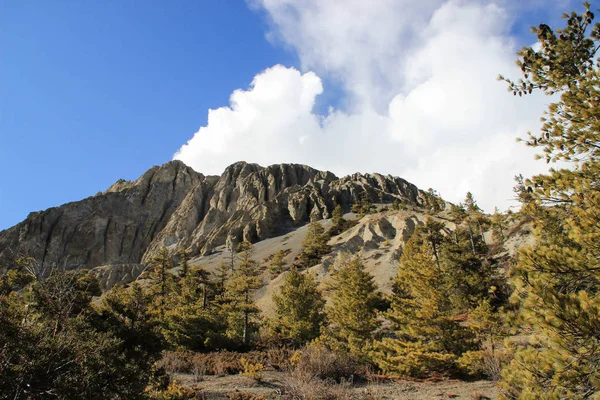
[1,4,599,399]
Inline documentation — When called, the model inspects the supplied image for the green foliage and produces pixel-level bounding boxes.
[221,241,263,347]
[499,4,600,398]
[328,204,358,237]
[290,341,358,383]
[272,268,326,344]
[177,246,191,278]
[145,374,198,400]
[441,229,497,310]
[325,256,380,358]
[215,261,230,295]
[352,192,376,218]
[374,227,475,376]
[458,300,509,379]
[30,268,101,322]
[161,266,229,351]
[268,249,288,274]
[491,207,506,242]
[239,357,264,381]
[424,188,445,213]
[0,267,162,399]
[0,259,33,296]
[147,247,175,317]
[298,221,331,269]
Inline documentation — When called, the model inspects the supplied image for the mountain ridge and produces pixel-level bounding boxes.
[0,160,426,276]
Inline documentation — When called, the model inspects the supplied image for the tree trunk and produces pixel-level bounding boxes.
[467,225,476,255]
[243,291,249,346]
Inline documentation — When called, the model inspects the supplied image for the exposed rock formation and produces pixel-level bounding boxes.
[0,160,426,283]
[0,160,202,271]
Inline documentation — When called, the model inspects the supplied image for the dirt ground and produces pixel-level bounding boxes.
[174,371,497,399]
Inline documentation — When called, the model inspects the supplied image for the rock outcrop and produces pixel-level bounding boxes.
[0,160,426,284]
[0,160,203,271]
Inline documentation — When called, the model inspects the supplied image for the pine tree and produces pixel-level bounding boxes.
[147,247,173,317]
[298,221,331,269]
[268,250,288,275]
[161,266,227,351]
[214,261,230,296]
[272,268,325,344]
[0,268,162,399]
[425,188,444,213]
[352,193,375,218]
[374,227,475,376]
[441,228,496,311]
[359,193,375,217]
[177,246,190,279]
[325,256,380,357]
[499,5,600,397]
[221,241,262,347]
[465,192,489,247]
[490,207,506,242]
[423,218,445,268]
[330,204,345,235]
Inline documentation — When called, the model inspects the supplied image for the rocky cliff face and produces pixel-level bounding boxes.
[0,160,425,279]
[0,161,203,271]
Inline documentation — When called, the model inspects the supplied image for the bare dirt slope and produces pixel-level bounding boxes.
[187,207,452,316]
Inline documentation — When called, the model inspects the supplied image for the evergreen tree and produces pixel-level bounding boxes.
[268,250,288,274]
[465,192,490,247]
[0,266,162,399]
[177,245,190,278]
[325,256,380,357]
[298,221,331,269]
[374,227,475,377]
[441,228,496,311]
[491,207,506,242]
[214,261,230,296]
[221,241,262,347]
[499,5,600,397]
[161,266,227,351]
[423,218,445,268]
[449,203,468,245]
[425,188,444,213]
[272,268,326,344]
[352,193,375,218]
[329,204,345,235]
[147,247,174,317]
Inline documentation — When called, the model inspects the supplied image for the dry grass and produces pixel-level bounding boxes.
[158,349,294,377]
[291,343,358,383]
[280,374,355,400]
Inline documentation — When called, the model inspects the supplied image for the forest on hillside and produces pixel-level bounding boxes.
[1,4,599,399]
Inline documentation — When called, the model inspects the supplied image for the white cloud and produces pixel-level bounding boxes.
[175,65,324,171]
[175,0,561,212]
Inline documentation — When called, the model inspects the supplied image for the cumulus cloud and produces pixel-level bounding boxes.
[175,0,562,211]
[175,65,324,171]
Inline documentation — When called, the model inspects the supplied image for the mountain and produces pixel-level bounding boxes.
[0,160,426,287]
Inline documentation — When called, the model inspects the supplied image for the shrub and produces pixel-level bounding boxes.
[292,342,358,383]
[457,349,504,381]
[240,357,264,381]
[157,349,294,377]
[281,375,354,400]
[145,367,199,400]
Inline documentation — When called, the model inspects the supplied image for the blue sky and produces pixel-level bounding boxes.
[0,1,293,229]
[0,0,583,230]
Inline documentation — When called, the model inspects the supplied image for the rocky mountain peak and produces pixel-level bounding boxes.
[0,161,426,279]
